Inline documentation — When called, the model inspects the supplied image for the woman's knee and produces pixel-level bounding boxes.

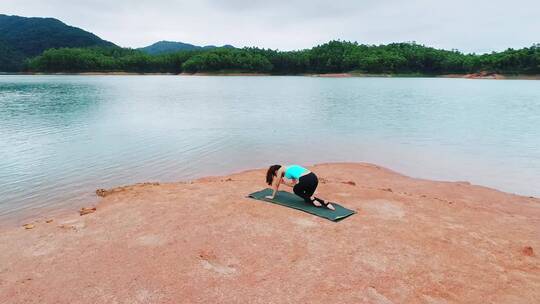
[293,188,310,201]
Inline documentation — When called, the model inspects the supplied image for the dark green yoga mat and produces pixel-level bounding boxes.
[248,188,356,222]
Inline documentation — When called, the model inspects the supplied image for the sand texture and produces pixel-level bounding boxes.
[1,163,539,303]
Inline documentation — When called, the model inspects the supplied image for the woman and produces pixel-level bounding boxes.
[265,164,335,210]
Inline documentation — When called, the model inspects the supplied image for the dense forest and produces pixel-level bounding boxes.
[1,14,538,75]
[0,14,115,71]
[25,41,540,75]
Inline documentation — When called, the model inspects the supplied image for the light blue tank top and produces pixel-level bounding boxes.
[284,165,308,179]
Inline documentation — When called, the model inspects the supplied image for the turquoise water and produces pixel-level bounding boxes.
[1,75,539,219]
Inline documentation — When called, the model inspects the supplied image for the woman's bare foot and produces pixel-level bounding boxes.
[312,197,336,211]
[311,197,335,210]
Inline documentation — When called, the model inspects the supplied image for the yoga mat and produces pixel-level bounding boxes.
[248,188,356,222]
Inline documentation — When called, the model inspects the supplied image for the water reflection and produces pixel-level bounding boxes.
[0,75,539,220]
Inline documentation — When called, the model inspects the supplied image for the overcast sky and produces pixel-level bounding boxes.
[1,0,538,53]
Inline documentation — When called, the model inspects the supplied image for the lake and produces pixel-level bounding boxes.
[1,75,539,220]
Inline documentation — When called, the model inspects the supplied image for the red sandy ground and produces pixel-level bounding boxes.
[0,163,539,303]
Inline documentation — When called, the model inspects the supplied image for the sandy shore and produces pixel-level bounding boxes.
[440,73,540,80]
[309,73,354,77]
[181,72,272,76]
[1,163,539,303]
[6,72,539,79]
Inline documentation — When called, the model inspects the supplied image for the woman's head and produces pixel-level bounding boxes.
[266,165,282,185]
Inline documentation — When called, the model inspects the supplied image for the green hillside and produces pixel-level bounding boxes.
[2,14,538,75]
[0,14,116,71]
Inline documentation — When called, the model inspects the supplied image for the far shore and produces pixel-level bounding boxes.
[1,162,539,303]
[2,71,539,80]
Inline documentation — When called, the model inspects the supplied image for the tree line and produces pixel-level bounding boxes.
[25,41,540,75]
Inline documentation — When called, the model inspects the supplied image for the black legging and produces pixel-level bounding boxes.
[293,172,324,204]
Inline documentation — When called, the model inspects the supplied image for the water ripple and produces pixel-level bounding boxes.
[1,75,540,220]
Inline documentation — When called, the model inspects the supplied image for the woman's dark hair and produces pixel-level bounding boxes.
[266,165,282,185]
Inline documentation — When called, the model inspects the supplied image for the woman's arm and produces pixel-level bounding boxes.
[267,167,284,199]
[271,174,281,198]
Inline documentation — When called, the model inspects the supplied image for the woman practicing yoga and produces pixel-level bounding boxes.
[265,164,335,210]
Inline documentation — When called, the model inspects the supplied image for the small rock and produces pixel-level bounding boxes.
[79,207,96,216]
[343,181,356,186]
[23,223,34,230]
[381,188,393,192]
[58,224,72,230]
[96,189,108,197]
[198,249,217,261]
[522,246,534,257]
[225,178,232,182]
[45,219,53,223]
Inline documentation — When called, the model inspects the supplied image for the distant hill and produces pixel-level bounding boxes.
[0,14,116,71]
[139,41,235,55]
